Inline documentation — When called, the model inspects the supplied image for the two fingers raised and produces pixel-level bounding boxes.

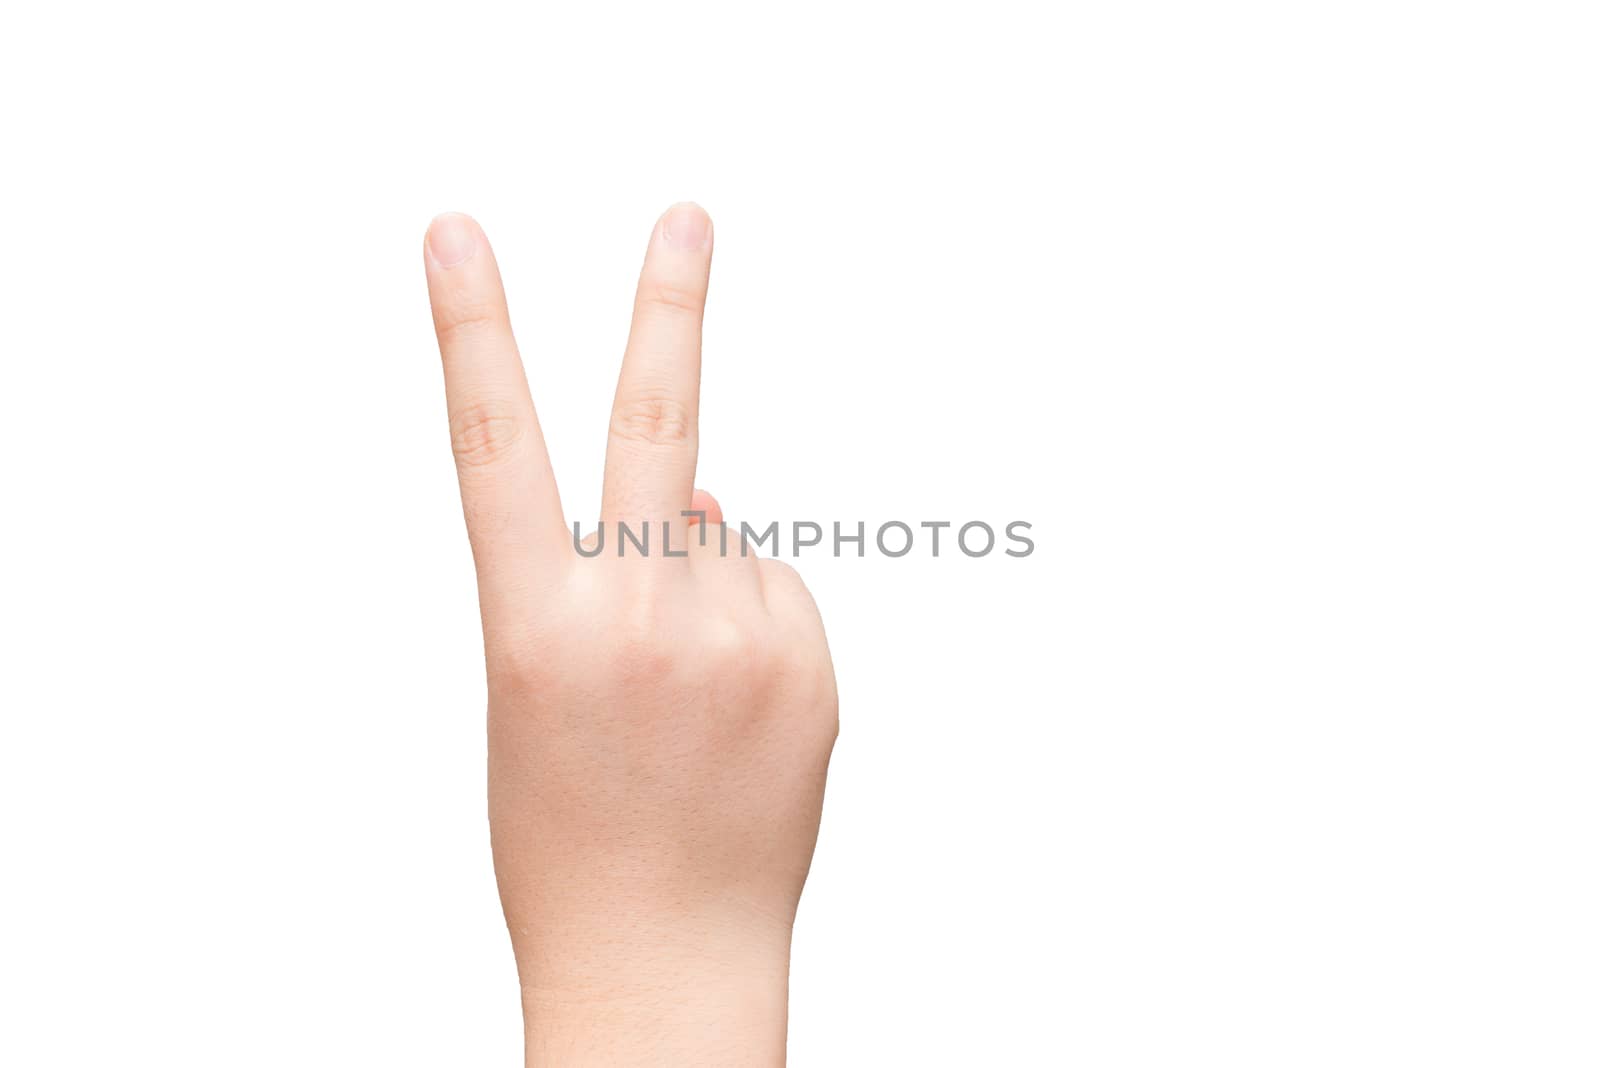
[424,204,716,611]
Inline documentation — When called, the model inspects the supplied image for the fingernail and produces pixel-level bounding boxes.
[661,203,711,251]
[427,213,478,268]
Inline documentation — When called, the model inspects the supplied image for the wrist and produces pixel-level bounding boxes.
[514,908,794,1066]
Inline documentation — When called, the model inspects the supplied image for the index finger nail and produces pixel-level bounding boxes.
[661,203,712,252]
[427,213,479,269]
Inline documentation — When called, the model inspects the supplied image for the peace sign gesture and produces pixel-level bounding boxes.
[424,205,837,1063]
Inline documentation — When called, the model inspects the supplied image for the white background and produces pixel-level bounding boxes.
[2,3,1596,1065]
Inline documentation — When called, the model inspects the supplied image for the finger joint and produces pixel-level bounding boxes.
[609,394,693,447]
[449,402,524,467]
[638,280,706,319]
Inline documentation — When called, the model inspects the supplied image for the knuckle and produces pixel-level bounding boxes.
[489,645,546,697]
[799,661,840,741]
[448,401,523,467]
[610,393,693,447]
[704,618,761,672]
[612,594,677,682]
[617,635,676,688]
[761,558,819,610]
[435,303,504,348]
[639,279,706,317]
[759,558,800,584]
[484,621,564,700]
[815,680,840,731]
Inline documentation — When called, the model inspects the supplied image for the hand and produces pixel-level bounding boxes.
[423,204,838,1066]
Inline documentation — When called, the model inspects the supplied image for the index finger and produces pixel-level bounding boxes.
[599,203,713,524]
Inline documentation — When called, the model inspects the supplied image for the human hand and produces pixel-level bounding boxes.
[423,204,838,1066]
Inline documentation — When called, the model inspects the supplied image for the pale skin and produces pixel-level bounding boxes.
[423,204,838,1066]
